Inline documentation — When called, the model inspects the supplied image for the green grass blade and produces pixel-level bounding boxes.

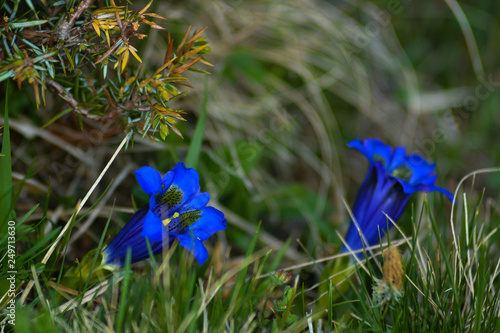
[40,108,72,129]
[19,226,61,260]
[116,248,133,332]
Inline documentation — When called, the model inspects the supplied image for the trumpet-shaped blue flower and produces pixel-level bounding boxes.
[343,138,452,254]
[103,162,227,266]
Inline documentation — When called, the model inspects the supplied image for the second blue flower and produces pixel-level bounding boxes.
[343,138,452,254]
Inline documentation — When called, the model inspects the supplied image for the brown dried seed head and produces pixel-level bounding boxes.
[382,247,403,291]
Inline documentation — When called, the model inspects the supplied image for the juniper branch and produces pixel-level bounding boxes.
[45,77,97,119]
[45,77,145,121]
[55,0,96,41]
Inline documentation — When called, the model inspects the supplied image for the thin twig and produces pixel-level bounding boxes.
[68,163,134,244]
[46,77,127,120]
[45,78,95,119]
[55,0,96,41]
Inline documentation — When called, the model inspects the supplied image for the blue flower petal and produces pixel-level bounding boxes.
[189,206,227,241]
[135,166,162,196]
[388,147,406,172]
[404,155,436,184]
[142,210,165,242]
[104,205,148,263]
[347,139,375,164]
[170,162,201,205]
[183,192,210,211]
[175,233,210,265]
[348,138,393,170]
[348,163,385,232]
[103,205,164,266]
[396,179,420,194]
[162,171,175,189]
[149,195,157,210]
[345,163,411,252]
[427,185,454,201]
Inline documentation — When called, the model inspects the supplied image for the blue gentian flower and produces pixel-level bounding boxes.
[103,162,227,266]
[343,138,452,254]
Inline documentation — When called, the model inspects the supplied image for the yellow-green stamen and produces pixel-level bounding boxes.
[391,165,412,182]
[163,212,180,227]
